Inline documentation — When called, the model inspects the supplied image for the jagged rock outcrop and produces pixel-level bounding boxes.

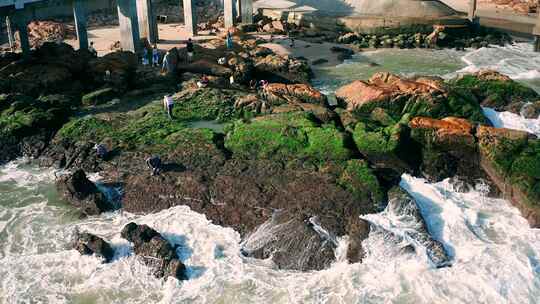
[383,187,450,268]
[476,125,540,227]
[73,232,114,262]
[121,223,187,280]
[56,169,113,215]
[264,83,328,105]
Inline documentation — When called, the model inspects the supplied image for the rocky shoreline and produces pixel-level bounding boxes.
[1,30,539,277]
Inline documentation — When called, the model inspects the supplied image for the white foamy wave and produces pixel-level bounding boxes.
[482,107,540,137]
[0,158,56,188]
[454,43,540,85]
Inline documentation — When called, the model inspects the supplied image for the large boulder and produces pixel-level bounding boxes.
[336,72,488,124]
[121,222,188,280]
[0,43,91,96]
[88,51,138,90]
[450,70,539,115]
[56,169,113,215]
[264,83,327,105]
[73,232,114,262]
[253,54,311,84]
[409,116,479,182]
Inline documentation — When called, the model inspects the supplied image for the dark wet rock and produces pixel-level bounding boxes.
[385,187,451,268]
[241,211,337,271]
[520,101,540,119]
[74,232,114,262]
[253,54,311,84]
[121,222,187,280]
[312,58,329,65]
[0,93,72,164]
[56,169,113,215]
[121,155,381,271]
[330,46,354,61]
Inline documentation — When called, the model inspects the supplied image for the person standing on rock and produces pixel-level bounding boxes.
[89,41,97,57]
[146,155,162,176]
[186,38,194,63]
[226,32,233,50]
[142,48,149,66]
[163,94,174,119]
[152,44,160,67]
[94,143,108,160]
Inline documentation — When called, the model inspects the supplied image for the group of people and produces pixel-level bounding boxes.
[142,44,161,67]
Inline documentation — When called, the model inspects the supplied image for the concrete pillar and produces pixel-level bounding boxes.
[224,0,235,28]
[73,0,88,50]
[182,0,197,36]
[468,0,478,23]
[6,16,15,51]
[534,13,540,52]
[117,0,141,53]
[137,0,158,44]
[12,14,30,56]
[240,0,253,24]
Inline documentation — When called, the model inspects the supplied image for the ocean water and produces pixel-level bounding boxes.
[1,43,540,303]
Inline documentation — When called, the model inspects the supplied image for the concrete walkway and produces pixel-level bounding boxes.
[441,0,537,37]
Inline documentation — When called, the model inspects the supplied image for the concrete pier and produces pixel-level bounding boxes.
[535,13,540,52]
[5,16,15,51]
[240,0,252,24]
[182,0,197,36]
[72,0,88,50]
[468,0,478,24]
[224,0,235,28]
[137,0,158,44]
[117,0,141,52]
[12,14,30,56]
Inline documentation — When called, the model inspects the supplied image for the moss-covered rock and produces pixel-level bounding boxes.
[335,73,488,124]
[477,125,540,227]
[449,71,539,113]
[224,112,353,165]
[337,159,384,212]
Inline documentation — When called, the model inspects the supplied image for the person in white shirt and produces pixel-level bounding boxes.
[163,94,174,119]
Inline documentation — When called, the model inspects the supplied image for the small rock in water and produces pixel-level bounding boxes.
[73,232,114,262]
[56,169,114,216]
[121,222,188,280]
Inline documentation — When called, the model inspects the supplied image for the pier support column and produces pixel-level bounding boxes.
[117,0,141,53]
[137,0,158,44]
[73,0,88,51]
[240,0,253,24]
[534,12,540,52]
[182,0,197,36]
[6,16,15,51]
[12,13,30,56]
[468,0,479,25]
[224,0,235,29]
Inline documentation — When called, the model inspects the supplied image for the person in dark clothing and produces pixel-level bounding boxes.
[186,38,194,63]
[146,155,162,176]
[94,143,108,159]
